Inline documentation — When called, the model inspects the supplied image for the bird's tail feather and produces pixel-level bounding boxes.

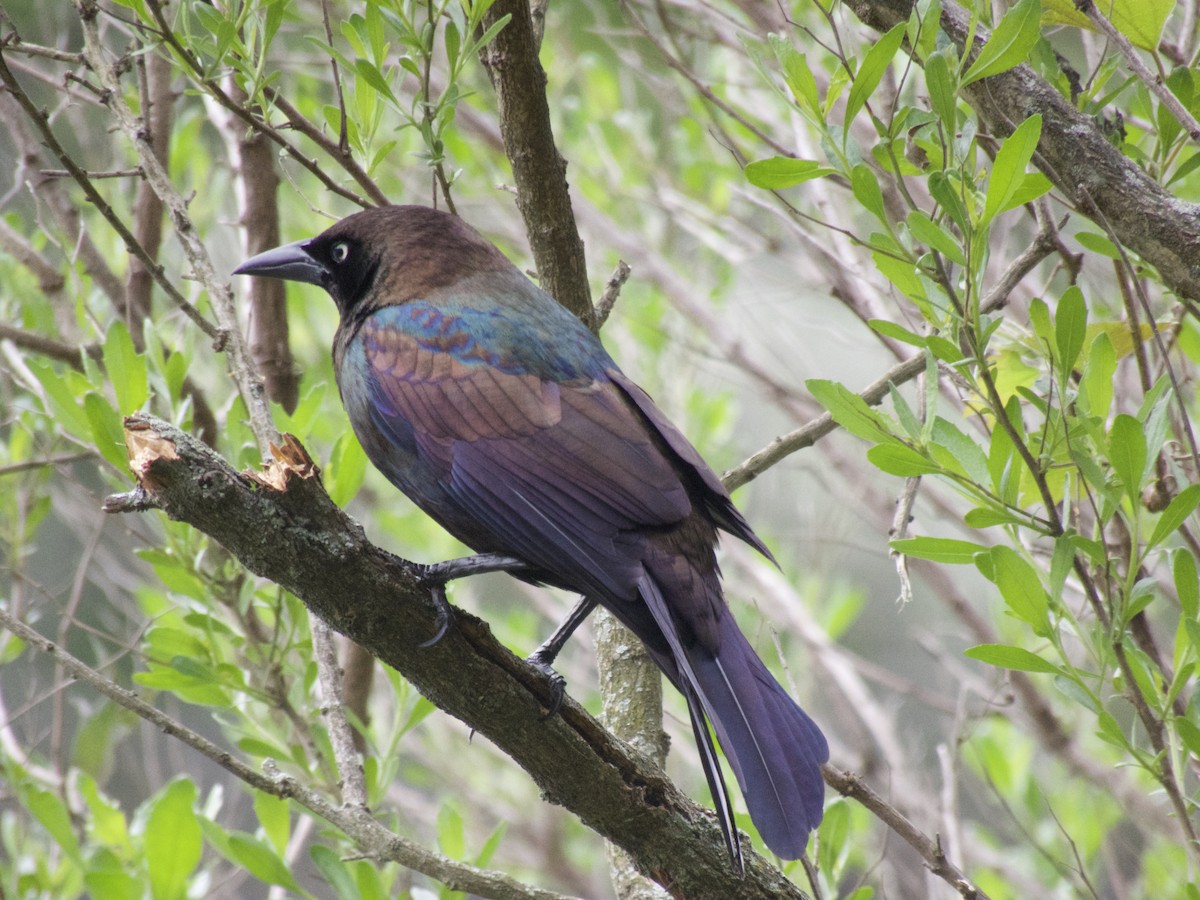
[639,573,828,861]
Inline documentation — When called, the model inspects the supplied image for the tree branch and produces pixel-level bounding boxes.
[841,0,1200,302]
[103,414,811,900]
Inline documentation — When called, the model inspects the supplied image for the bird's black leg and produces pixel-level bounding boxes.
[416,553,529,648]
[527,596,599,718]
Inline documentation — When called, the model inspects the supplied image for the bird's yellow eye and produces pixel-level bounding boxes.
[331,241,350,264]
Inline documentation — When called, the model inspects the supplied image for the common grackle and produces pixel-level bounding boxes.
[235,205,828,867]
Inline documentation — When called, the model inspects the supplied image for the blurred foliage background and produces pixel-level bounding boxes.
[1,0,1199,897]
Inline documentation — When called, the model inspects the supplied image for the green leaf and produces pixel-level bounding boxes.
[1176,717,1200,759]
[925,47,959,130]
[353,59,398,106]
[845,22,907,135]
[929,418,990,487]
[1041,0,1172,51]
[1176,550,1199,620]
[438,804,465,859]
[85,392,129,472]
[326,432,368,506]
[909,0,943,60]
[1108,414,1147,498]
[103,321,150,413]
[851,165,887,224]
[1007,172,1053,208]
[891,536,987,564]
[928,171,969,231]
[311,845,359,900]
[983,114,1042,223]
[867,443,940,476]
[84,849,141,900]
[965,643,1061,674]
[28,359,92,439]
[1080,332,1116,420]
[980,545,1050,633]
[1149,485,1200,549]
[1054,285,1087,374]
[27,787,83,860]
[872,249,926,302]
[228,833,304,892]
[906,209,965,264]
[744,157,835,189]
[964,506,1022,528]
[869,319,927,347]
[254,792,291,857]
[807,379,895,443]
[145,779,201,900]
[770,35,820,117]
[961,0,1042,87]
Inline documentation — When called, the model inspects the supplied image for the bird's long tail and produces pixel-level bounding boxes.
[639,573,828,864]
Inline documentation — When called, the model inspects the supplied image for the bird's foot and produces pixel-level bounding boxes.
[415,553,527,647]
[420,552,527,583]
[525,646,568,719]
[417,582,455,649]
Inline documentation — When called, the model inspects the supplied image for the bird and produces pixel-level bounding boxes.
[234,204,828,867]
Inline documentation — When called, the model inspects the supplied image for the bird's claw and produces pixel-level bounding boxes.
[417,582,455,648]
[414,553,523,648]
[526,649,567,719]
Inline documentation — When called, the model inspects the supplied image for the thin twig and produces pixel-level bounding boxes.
[312,621,368,809]
[823,764,987,899]
[71,0,277,454]
[1076,0,1200,145]
[723,353,926,491]
[0,607,577,900]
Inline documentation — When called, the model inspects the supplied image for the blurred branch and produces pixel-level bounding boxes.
[224,83,301,414]
[477,0,594,324]
[101,414,811,900]
[125,48,171,324]
[0,39,222,343]
[0,607,578,900]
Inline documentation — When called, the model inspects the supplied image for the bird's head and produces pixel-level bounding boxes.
[234,205,511,320]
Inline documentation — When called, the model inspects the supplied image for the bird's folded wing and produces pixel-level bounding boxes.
[361,317,693,598]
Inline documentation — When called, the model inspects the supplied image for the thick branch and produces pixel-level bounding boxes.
[842,0,1200,301]
[105,414,809,900]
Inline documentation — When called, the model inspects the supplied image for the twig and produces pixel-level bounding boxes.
[594,260,631,329]
[0,453,96,476]
[823,764,987,899]
[723,353,926,491]
[312,620,368,809]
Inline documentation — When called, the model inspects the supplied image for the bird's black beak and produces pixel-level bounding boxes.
[233,239,326,286]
